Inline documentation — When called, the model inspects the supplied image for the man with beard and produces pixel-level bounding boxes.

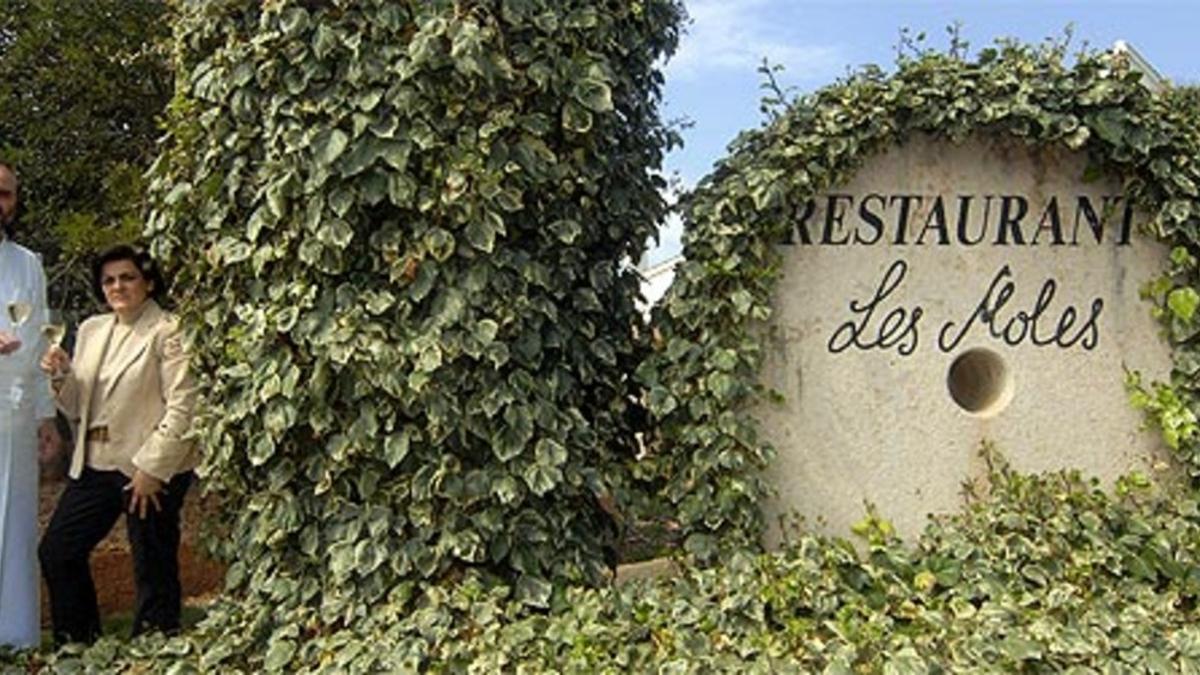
[0,159,61,648]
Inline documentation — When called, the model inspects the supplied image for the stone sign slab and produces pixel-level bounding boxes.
[758,134,1172,541]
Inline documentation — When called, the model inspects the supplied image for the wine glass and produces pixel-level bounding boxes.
[41,311,67,381]
[6,300,31,326]
[41,323,65,348]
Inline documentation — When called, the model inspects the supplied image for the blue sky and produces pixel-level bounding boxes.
[646,0,1200,264]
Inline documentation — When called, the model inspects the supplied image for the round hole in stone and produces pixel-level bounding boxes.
[947,348,1013,416]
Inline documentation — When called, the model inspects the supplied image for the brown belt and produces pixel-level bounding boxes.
[85,427,110,443]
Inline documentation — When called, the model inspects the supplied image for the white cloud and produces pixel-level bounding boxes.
[667,0,843,81]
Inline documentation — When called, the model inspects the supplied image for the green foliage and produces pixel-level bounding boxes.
[1128,370,1200,464]
[17,452,1200,672]
[1164,84,1200,123]
[105,0,682,668]
[0,0,171,317]
[639,38,1200,560]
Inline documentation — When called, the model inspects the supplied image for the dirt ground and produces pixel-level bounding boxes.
[36,473,226,625]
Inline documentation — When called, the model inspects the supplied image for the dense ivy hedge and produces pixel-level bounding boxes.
[85,0,682,669]
[638,39,1200,560]
[15,451,1200,671]
[154,0,680,594]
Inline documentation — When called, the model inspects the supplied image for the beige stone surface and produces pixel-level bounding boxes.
[614,557,679,586]
[758,134,1172,543]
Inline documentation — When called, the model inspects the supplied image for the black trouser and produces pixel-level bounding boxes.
[39,468,193,645]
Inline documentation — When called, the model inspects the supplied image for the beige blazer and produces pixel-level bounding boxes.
[55,300,198,481]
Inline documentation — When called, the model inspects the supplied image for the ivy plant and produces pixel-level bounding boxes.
[108,0,681,669]
[639,38,1200,559]
[20,448,1200,672]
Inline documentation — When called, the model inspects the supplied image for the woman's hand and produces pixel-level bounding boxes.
[40,344,70,376]
[126,469,165,519]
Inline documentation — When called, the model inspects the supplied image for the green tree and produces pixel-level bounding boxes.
[137,0,682,667]
[0,0,171,317]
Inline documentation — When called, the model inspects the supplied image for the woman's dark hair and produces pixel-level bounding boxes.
[91,244,169,305]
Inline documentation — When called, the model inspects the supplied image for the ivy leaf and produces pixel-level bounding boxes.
[683,533,718,561]
[328,542,355,580]
[491,475,521,505]
[329,187,356,217]
[495,187,523,212]
[706,372,739,402]
[532,11,558,34]
[549,219,581,244]
[561,101,593,133]
[1168,200,1192,224]
[1063,126,1090,150]
[730,289,754,316]
[466,218,497,253]
[312,23,339,59]
[279,7,310,36]
[534,438,567,467]
[450,20,484,77]
[1087,108,1127,146]
[363,290,395,315]
[263,637,296,671]
[495,404,534,461]
[564,7,599,29]
[883,649,929,675]
[523,462,561,495]
[513,136,557,177]
[424,228,456,261]
[407,19,445,63]
[216,237,252,264]
[486,342,510,368]
[574,79,613,113]
[1168,287,1199,323]
[500,0,538,25]
[266,178,290,219]
[474,318,500,345]
[319,219,355,249]
[314,128,350,167]
[354,538,385,574]
[384,430,411,468]
[647,385,677,416]
[515,574,553,608]
[416,344,443,372]
[249,436,275,467]
[339,137,385,176]
[381,140,411,170]
[999,636,1042,662]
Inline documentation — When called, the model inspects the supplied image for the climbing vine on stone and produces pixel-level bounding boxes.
[640,38,1200,559]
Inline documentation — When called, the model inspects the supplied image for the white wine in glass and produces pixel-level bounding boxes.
[41,323,66,348]
[6,301,31,326]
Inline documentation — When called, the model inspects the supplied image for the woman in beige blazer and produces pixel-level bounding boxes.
[38,244,197,645]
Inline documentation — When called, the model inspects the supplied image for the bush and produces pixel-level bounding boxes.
[127,0,683,668]
[16,449,1200,672]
